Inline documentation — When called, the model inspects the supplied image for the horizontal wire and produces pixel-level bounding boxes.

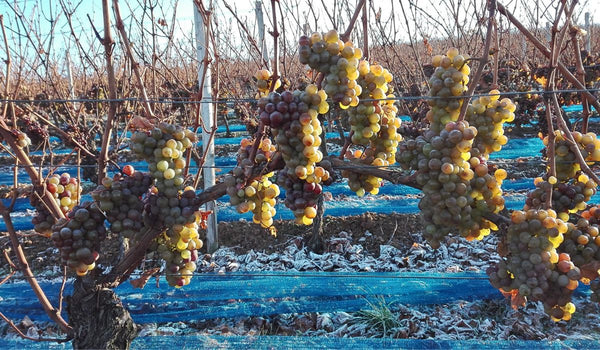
[0,87,599,105]
[0,271,490,280]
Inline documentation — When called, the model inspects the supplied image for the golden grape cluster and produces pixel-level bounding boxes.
[341,60,402,197]
[32,173,82,236]
[254,69,281,97]
[488,209,580,321]
[544,130,600,181]
[299,30,362,108]
[398,48,512,247]
[225,138,280,232]
[258,86,331,225]
[525,175,596,218]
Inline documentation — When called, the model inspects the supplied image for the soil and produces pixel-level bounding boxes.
[217,212,421,256]
[0,213,421,276]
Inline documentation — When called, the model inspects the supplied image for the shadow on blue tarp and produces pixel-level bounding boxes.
[1,335,598,349]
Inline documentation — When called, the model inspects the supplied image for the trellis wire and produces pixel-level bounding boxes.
[0,158,596,171]
[0,271,490,280]
[0,87,599,105]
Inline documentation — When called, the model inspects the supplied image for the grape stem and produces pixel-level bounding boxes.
[341,0,367,42]
[569,26,591,133]
[338,130,354,160]
[268,0,280,93]
[457,0,496,122]
[112,0,154,119]
[97,0,118,184]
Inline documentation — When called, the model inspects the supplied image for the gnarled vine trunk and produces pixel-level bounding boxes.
[67,277,137,349]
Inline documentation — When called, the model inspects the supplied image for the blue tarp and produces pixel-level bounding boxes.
[1,336,598,350]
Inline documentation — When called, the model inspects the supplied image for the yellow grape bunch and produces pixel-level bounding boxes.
[543,130,600,181]
[255,69,281,97]
[488,209,581,322]
[426,47,470,132]
[398,48,514,247]
[225,137,280,232]
[299,29,362,108]
[343,60,402,197]
[32,173,83,236]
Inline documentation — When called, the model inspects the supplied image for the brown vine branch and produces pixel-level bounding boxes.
[458,0,496,122]
[0,200,72,336]
[112,0,154,118]
[341,0,367,42]
[0,311,69,343]
[570,26,590,133]
[97,0,119,184]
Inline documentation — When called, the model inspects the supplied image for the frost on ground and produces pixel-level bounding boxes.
[137,231,600,341]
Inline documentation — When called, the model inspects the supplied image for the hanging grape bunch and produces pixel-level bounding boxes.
[129,123,206,287]
[50,203,107,276]
[397,48,514,247]
[31,173,82,236]
[544,130,600,181]
[342,60,402,197]
[255,69,281,98]
[525,175,596,218]
[256,85,331,225]
[488,209,582,321]
[224,137,280,232]
[299,29,362,108]
[91,168,153,240]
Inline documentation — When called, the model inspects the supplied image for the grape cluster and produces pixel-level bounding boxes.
[19,115,49,145]
[425,48,470,133]
[257,86,331,225]
[544,131,600,181]
[130,123,195,191]
[342,60,402,196]
[525,175,596,217]
[415,121,480,247]
[50,203,106,276]
[560,213,600,270]
[32,173,82,236]
[224,138,280,231]
[91,170,152,239]
[466,91,515,158]
[467,160,506,240]
[488,209,581,321]
[299,30,362,108]
[154,208,204,288]
[397,48,512,246]
[14,130,31,148]
[570,207,600,305]
[255,69,281,97]
[277,167,322,225]
[129,123,210,287]
[130,123,197,225]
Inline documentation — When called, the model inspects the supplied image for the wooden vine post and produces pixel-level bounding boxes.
[194,2,218,252]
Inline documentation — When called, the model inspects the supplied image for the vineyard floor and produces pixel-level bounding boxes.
[2,212,600,344]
